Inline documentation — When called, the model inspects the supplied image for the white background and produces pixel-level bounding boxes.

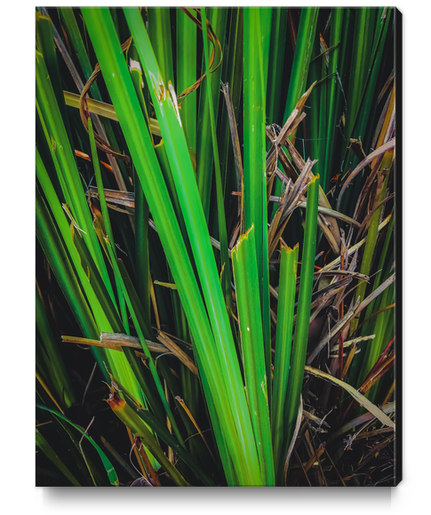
[2,1,429,513]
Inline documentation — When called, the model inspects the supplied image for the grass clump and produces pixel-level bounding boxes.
[36,6,398,486]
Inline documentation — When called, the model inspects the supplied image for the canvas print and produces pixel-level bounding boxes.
[36,6,400,486]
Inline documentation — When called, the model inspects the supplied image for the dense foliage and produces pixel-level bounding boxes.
[36,7,398,486]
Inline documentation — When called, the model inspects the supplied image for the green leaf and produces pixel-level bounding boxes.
[271,244,298,480]
[37,405,119,486]
[243,6,272,390]
[231,225,275,485]
[285,174,320,445]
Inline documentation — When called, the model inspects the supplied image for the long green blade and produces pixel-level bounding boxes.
[285,174,320,446]
[271,244,298,481]
[243,7,272,391]
[232,225,274,485]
